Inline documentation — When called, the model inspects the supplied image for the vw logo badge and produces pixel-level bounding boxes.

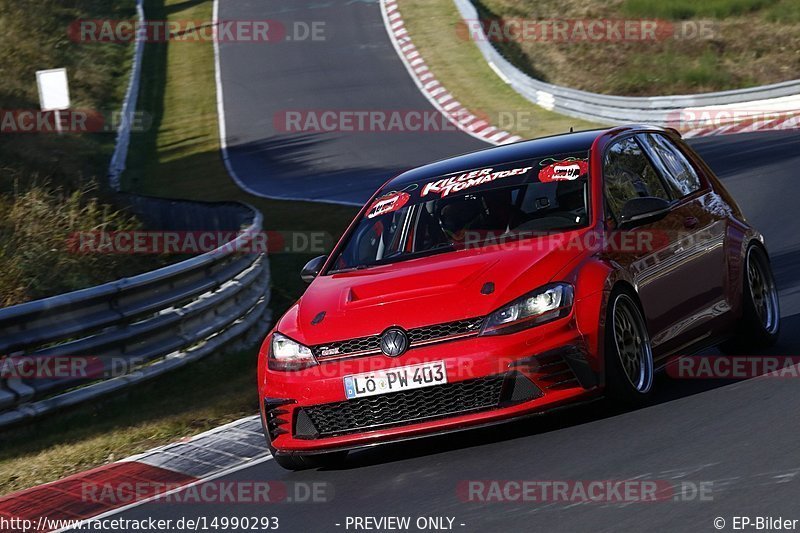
[380,328,409,357]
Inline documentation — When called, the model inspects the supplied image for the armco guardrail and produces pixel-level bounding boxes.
[0,198,271,428]
[454,0,800,126]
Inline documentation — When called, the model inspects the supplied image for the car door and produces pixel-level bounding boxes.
[602,135,723,360]
[636,133,730,345]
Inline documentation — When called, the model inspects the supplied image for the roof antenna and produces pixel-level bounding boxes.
[569,126,574,133]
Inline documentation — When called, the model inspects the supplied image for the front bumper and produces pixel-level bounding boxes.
[259,314,602,453]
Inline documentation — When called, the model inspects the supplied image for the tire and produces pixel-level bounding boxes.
[604,289,655,404]
[272,450,348,471]
[721,245,780,353]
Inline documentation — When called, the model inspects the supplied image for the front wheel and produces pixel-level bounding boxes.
[722,245,780,353]
[605,290,655,404]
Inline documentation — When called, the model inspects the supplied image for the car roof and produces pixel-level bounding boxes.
[385,128,608,190]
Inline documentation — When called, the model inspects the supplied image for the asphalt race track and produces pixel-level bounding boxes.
[216,0,485,204]
[87,0,800,530]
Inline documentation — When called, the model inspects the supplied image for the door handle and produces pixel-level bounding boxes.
[684,216,699,229]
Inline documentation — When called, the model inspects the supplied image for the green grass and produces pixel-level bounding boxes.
[609,49,745,95]
[0,0,600,495]
[470,0,799,95]
[0,182,173,307]
[400,0,601,139]
[622,0,778,20]
[765,0,800,22]
[0,0,135,188]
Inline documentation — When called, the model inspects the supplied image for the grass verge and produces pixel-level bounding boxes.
[399,0,600,138]
[468,0,800,95]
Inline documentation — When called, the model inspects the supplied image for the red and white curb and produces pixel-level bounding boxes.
[380,0,521,146]
[679,94,800,138]
[0,415,269,532]
[682,112,800,138]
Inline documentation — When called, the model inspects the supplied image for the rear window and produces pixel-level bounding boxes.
[330,152,591,272]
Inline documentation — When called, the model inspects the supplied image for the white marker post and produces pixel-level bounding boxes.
[35,68,70,134]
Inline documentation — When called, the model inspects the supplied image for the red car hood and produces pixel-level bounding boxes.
[277,231,589,346]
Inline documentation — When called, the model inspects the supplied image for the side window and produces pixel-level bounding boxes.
[639,134,702,198]
[603,137,670,218]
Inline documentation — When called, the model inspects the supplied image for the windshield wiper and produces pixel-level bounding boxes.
[327,264,371,275]
[328,243,455,274]
[375,242,455,264]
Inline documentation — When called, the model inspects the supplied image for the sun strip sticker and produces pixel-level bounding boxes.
[421,166,533,198]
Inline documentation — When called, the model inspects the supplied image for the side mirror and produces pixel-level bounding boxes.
[619,197,671,228]
[301,255,327,283]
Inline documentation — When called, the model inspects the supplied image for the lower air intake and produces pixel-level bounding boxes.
[294,372,540,439]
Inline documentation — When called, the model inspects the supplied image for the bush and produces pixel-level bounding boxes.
[0,181,171,307]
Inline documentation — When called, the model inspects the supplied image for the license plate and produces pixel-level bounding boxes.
[343,361,447,400]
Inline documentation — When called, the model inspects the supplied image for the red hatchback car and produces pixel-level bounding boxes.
[258,125,780,470]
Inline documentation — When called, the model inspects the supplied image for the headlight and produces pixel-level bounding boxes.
[481,283,574,335]
[269,332,317,370]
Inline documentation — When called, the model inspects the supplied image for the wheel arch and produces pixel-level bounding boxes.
[588,267,645,388]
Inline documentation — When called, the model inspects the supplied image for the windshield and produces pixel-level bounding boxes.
[330,152,590,272]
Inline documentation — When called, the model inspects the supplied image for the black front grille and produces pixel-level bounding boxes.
[313,334,381,359]
[312,317,484,360]
[407,317,484,344]
[294,372,540,439]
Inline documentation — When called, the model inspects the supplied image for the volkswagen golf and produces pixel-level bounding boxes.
[258,125,780,470]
